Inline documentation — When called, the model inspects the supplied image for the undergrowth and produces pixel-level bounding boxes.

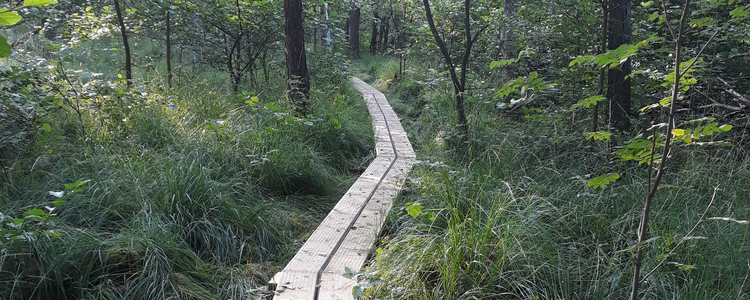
[358,56,750,300]
[0,41,373,299]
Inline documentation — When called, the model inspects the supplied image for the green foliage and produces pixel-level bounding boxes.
[495,72,556,109]
[0,9,21,26]
[0,24,373,298]
[343,267,385,299]
[490,50,534,69]
[587,173,620,189]
[569,38,656,69]
[573,95,606,109]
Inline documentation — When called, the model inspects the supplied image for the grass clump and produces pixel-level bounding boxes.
[0,42,373,299]
[358,58,750,300]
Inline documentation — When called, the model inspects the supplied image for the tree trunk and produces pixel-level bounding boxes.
[113,0,132,88]
[313,5,318,53]
[393,6,403,51]
[422,0,470,133]
[607,0,632,132]
[284,0,311,117]
[323,3,331,49]
[501,0,517,83]
[262,48,269,85]
[349,7,360,58]
[592,2,609,132]
[370,10,379,55]
[166,5,172,90]
[380,17,389,53]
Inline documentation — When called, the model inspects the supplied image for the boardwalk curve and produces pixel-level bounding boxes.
[269,78,415,300]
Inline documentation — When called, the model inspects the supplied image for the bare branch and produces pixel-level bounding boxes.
[718,77,750,105]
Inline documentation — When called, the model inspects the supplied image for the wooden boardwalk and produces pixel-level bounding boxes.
[268,78,416,300]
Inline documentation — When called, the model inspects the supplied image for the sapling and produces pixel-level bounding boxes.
[628,1,725,298]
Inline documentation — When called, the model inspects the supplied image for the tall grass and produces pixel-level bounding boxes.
[0,39,374,299]
[359,56,750,299]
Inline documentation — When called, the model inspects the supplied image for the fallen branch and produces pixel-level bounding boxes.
[718,77,750,106]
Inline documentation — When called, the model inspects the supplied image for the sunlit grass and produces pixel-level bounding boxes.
[0,40,374,299]
[360,57,750,300]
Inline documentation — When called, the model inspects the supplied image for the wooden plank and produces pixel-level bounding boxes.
[318,272,356,300]
[271,271,317,300]
[271,77,416,299]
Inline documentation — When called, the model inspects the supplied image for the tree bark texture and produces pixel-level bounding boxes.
[349,7,360,58]
[166,6,172,89]
[113,0,132,88]
[284,0,311,117]
[501,0,517,83]
[379,16,389,53]
[370,10,379,55]
[592,2,609,132]
[607,0,632,131]
[313,5,318,53]
[422,0,470,133]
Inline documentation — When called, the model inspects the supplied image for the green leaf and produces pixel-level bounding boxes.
[730,6,750,19]
[659,96,671,107]
[405,202,424,218]
[343,266,357,279]
[245,96,259,107]
[54,198,66,207]
[23,0,58,7]
[23,208,46,217]
[672,129,688,137]
[586,131,611,141]
[0,9,22,25]
[568,55,594,67]
[352,285,364,299]
[490,59,515,69]
[264,102,280,111]
[41,123,51,133]
[0,35,11,58]
[574,95,606,109]
[587,173,620,189]
[648,12,659,21]
[689,17,714,27]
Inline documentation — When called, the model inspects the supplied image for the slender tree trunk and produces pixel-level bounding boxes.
[370,10,379,55]
[380,18,389,53]
[607,0,632,131]
[113,0,132,88]
[262,48,269,85]
[422,0,470,133]
[313,5,318,53]
[393,6,403,51]
[501,0,517,83]
[284,0,311,116]
[349,7,360,58]
[593,1,608,132]
[166,5,172,90]
[323,3,331,49]
[630,3,690,299]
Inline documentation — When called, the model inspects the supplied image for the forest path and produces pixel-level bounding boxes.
[269,77,416,300]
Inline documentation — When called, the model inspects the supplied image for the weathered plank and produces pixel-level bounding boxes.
[271,77,415,300]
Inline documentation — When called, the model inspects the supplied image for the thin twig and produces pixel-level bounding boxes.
[679,29,720,78]
[660,0,677,41]
[737,260,750,300]
[639,186,720,283]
